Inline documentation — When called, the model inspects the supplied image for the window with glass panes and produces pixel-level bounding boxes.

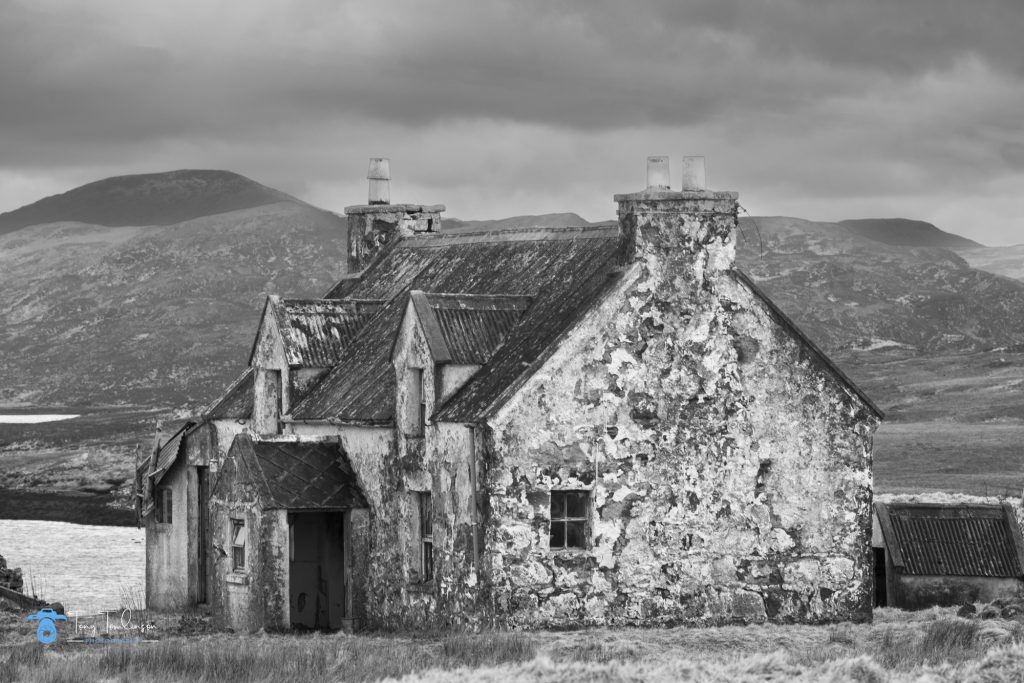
[156,487,173,524]
[230,518,247,571]
[549,490,588,550]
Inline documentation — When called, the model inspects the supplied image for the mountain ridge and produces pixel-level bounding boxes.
[0,169,298,236]
[838,217,983,249]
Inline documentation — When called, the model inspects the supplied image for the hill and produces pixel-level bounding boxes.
[735,216,1024,353]
[0,170,295,236]
[838,218,982,249]
[0,202,348,408]
[956,244,1024,282]
[445,212,595,232]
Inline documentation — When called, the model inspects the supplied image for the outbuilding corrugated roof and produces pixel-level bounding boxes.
[876,503,1024,577]
[225,435,367,510]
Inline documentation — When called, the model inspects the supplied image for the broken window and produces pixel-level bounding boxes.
[418,491,433,581]
[408,491,434,582]
[231,518,247,571]
[155,487,173,524]
[409,368,426,437]
[550,490,588,550]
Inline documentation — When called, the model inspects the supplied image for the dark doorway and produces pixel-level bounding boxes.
[196,466,209,604]
[873,547,887,607]
[289,511,346,629]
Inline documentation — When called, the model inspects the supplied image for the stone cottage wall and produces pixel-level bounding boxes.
[145,459,190,610]
[209,470,281,631]
[482,192,878,628]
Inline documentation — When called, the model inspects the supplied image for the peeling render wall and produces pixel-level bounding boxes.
[209,468,289,631]
[440,365,481,403]
[253,309,289,432]
[482,191,879,628]
[211,420,249,471]
[272,302,485,630]
[145,459,190,610]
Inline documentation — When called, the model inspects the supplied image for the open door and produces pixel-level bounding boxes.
[196,466,209,604]
[289,512,346,629]
[873,547,887,607]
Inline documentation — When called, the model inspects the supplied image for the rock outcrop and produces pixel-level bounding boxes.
[0,553,24,593]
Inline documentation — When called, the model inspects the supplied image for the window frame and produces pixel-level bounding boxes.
[155,486,173,524]
[549,489,590,551]
[230,517,247,572]
[417,491,433,582]
[409,367,426,437]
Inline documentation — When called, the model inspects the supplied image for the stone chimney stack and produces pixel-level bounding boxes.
[615,155,738,277]
[345,158,445,273]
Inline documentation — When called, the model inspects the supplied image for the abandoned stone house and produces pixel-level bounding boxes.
[139,156,883,632]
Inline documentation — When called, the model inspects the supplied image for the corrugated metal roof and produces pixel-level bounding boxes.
[415,293,531,365]
[291,227,622,422]
[204,368,254,420]
[152,421,195,484]
[226,435,367,509]
[276,299,382,367]
[876,503,1024,577]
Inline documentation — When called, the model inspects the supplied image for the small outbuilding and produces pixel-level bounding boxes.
[873,502,1024,609]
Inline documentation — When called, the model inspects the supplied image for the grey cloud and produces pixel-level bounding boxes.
[8,0,1011,148]
[0,0,1022,245]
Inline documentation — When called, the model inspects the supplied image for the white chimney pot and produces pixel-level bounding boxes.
[680,156,707,191]
[368,157,391,205]
[646,156,671,190]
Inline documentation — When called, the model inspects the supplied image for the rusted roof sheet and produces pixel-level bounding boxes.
[876,503,1024,577]
[152,421,195,484]
[413,292,532,365]
[292,226,622,422]
[227,434,367,509]
[204,368,254,420]
[275,298,382,367]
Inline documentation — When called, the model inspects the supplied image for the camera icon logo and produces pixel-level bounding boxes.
[26,608,68,644]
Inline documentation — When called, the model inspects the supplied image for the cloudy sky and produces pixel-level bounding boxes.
[2,0,1022,244]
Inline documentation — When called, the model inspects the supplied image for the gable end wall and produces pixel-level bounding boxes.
[484,253,879,627]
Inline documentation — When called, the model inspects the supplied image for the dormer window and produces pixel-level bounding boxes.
[409,368,426,437]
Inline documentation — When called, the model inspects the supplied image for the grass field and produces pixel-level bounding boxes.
[2,607,1024,682]
[874,422,1024,496]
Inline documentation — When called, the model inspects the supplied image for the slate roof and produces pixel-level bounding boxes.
[204,368,254,420]
[876,503,1024,577]
[291,226,623,423]
[225,435,367,509]
[410,292,532,365]
[271,298,383,367]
